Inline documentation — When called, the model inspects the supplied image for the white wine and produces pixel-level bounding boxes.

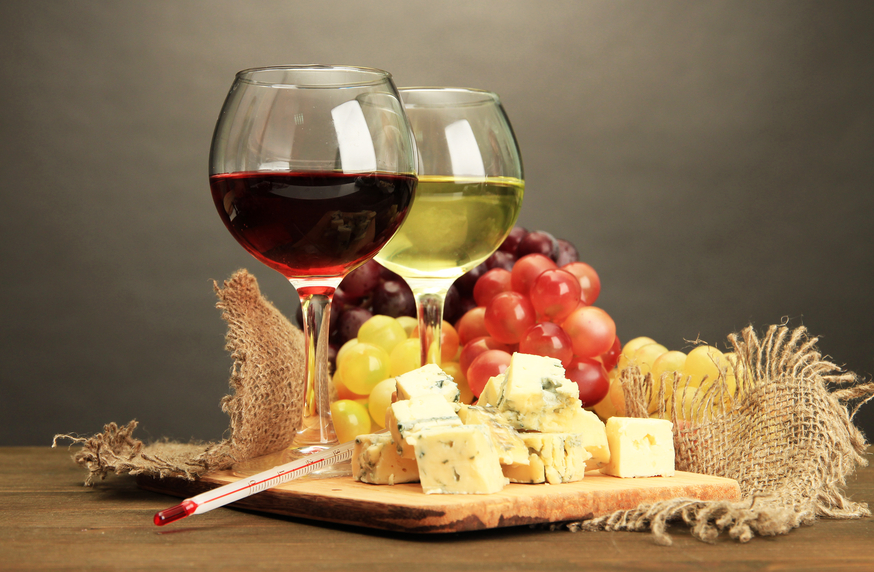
[375,175,524,280]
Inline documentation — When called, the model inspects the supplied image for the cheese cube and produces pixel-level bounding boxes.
[503,433,591,485]
[352,433,419,485]
[387,394,463,458]
[495,353,583,432]
[476,374,505,407]
[394,364,460,403]
[413,425,508,494]
[495,355,593,428]
[565,408,611,470]
[457,404,529,466]
[599,417,675,478]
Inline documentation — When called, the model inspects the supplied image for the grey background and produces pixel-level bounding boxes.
[2,1,872,446]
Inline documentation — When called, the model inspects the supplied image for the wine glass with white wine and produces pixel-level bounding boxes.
[375,87,524,367]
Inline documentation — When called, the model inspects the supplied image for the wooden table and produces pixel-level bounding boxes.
[2,447,872,571]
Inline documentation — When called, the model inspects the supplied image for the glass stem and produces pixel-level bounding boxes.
[293,285,338,447]
[410,282,451,367]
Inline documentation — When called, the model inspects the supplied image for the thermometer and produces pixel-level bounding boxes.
[153,440,356,526]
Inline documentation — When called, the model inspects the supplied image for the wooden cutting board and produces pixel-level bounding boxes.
[138,469,740,533]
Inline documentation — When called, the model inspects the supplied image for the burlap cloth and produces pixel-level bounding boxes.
[54,269,874,544]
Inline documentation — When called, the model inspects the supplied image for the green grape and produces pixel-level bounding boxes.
[367,377,397,428]
[358,315,408,355]
[389,338,422,377]
[683,345,727,391]
[330,399,372,443]
[338,342,391,395]
[396,316,418,337]
[648,350,687,413]
[336,338,360,369]
[631,343,668,376]
[616,336,657,372]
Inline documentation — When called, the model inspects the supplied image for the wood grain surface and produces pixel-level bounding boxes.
[137,468,741,533]
[3,447,872,572]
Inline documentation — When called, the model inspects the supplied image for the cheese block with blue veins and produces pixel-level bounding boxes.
[502,432,592,484]
[394,363,460,403]
[386,393,463,459]
[484,353,611,470]
[352,432,420,485]
[413,424,508,494]
[456,404,530,466]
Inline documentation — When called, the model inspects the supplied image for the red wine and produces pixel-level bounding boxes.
[210,171,416,278]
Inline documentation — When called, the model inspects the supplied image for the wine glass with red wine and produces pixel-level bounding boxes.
[209,66,417,475]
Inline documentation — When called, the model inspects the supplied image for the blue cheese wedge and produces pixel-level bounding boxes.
[599,417,675,478]
[494,353,583,430]
[476,373,505,407]
[387,393,463,458]
[457,404,529,466]
[413,425,508,494]
[565,408,611,470]
[352,432,419,485]
[503,433,591,484]
[394,363,460,403]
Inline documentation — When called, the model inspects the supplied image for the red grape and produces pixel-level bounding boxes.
[336,306,374,343]
[443,284,464,325]
[517,230,559,260]
[485,250,516,271]
[518,322,574,366]
[562,261,601,305]
[371,279,415,317]
[600,335,621,371]
[454,263,487,296]
[484,291,537,345]
[556,239,579,266]
[529,268,582,323]
[473,268,513,307]
[456,306,489,346]
[341,259,381,298]
[510,254,557,296]
[467,349,512,398]
[499,226,528,255]
[565,356,610,406]
[459,336,512,374]
[561,305,616,358]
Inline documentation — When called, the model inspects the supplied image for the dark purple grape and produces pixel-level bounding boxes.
[518,230,559,261]
[443,284,463,324]
[376,263,402,282]
[372,279,416,317]
[499,226,528,255]
[340,260,381,298]
[329,287,351,334]
[336,306,373,343]
[485,250,515,271]
[454,263,487,296]
[457,296,478,317]
[556,239,579,266]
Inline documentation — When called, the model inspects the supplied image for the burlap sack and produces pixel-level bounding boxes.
[53,269,307,483]
[55,271,873,544]
[567,324,874,544]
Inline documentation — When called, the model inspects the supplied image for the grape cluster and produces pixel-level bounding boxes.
[316,228,582,367]
[452,227,619,408]
[595,337,742,423]
[328,227,617,399]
